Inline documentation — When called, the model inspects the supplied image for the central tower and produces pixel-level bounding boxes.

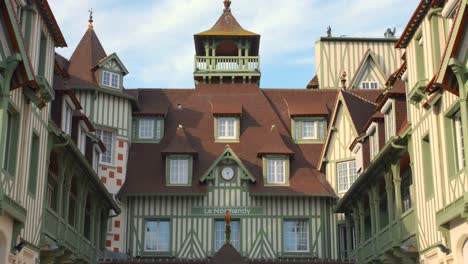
[194,0,261,86]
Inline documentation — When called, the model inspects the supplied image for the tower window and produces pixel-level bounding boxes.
[102,71,120,89]
[361,81,379,89]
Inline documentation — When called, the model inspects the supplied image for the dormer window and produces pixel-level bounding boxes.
[78,123,87,154]
[215,117,240,142]
[62,96,74,135]
[382,100,395,142]
[166,155,193,186]
[102,70,120,89]
[263,155,289,186]
[132,118,164,142]
[293,118,326,143]
[367,124,379,160]
[361,81,379,89]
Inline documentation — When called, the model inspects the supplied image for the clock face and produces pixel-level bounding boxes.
[221,167,235,181]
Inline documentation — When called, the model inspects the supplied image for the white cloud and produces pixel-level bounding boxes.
[49,0,418,88]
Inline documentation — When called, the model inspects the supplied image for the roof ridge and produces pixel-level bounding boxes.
[342,88,378,106]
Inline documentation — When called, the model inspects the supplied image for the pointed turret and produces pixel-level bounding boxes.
[193,0,261,86]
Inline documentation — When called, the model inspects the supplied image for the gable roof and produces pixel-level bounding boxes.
[120,85,337,197]
[92,52,129,75]
[67,28,107,87]
[317,89,381,169]
[348,49,388,89]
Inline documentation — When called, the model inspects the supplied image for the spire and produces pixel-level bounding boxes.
[223,0,231,12]
[88,9,93,29]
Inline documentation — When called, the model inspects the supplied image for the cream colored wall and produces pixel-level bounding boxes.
[324,101,358,196]
[315,39,404,89]
[0,215,13,264]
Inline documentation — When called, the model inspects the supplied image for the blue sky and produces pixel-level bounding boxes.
[49,0,419,89]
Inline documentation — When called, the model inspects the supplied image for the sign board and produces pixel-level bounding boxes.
[191,207,264,216]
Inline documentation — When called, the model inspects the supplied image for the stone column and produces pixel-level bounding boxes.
[368,190,376,236]
[384,170,395,224]
[392,163,403,219]
[372,184,381,232]
[345,216,353,255]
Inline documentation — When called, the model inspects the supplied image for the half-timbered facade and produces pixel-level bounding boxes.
[0,0,66,263]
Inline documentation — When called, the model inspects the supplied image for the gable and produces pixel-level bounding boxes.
[96,53,129,75]
[200,147,255,184]
[349,50,387,89]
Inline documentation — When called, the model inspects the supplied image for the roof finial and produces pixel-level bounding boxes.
[88,8,93,29]
[223,0,231,12]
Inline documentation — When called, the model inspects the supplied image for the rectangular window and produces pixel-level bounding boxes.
[267,158,286,184]
[169,158,189,185]
[96,130,114,164]
[384,105,395,141]
[38,32,47,77]
[27,133,40,195]
[62,98,73,135]
[92,148,99,172]
[144,220,170,252]
[422,135,434,199]
[78,125,87,154]
[369,129,379,160]
[361,81,379,89]
[139,119,155,139]
[337,160,357,192]
[284,220,309,253]
[102,71,120,88]
[453,111,465,170]
[415,34,426,80]
[294,119,326,141]
[215,220,240,251]
[217,117,236,138]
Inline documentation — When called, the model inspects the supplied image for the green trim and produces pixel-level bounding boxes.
[281,218,314,257]
[2,104,20,177]
[165,155,193,186]
[214,116,240,143]
[200,147,255,183]
[422,134,434,200]
[37,75,55,102]
[27,131,40,196]
[291,117,326,144]
[436,193,468,226]
[408,79,428,105]
[37,31,47,77]
[414,31,427,81]
[429,10,442,69]
[0,195,27,223]
[262,155,290,186]
[71,86,139,110]
[132,117,164,143]
[97,53,129,75]
[141,218,172,257]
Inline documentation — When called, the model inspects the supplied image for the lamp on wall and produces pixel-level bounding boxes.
[13,240,26,255]
[437,244,451,255]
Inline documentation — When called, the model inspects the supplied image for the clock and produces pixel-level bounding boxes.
[221,167,235,181]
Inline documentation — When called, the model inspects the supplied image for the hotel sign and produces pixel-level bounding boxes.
[191,207,264,216]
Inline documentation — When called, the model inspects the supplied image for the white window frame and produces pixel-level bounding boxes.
[102,70,120,89]
[267,158,286,184]
[367,123,379,160]
[169,158,189,185]
[78,123,87,155]
[283,220,309,253]
[144,220,170,252]
[352,143,363,174]
[453,110,465,170]
[361,81,379,89]
[381,100,395,142]
[139,119,155,139]
[96,129,114,164]
[294,118,326,141]
[217,117,237,139]
[337,160,357,193]
[62,96,74,135]
[92,146,100,172]
[215,220,240,251]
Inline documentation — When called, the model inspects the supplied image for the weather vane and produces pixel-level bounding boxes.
[224,0,231,12]
[88,8,93,29]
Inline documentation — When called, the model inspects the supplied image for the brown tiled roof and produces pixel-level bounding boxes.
[341,89,379,133]
[257,128,294,157]
[120,85,337,197]
[395,0,434,49]
[195,6,258,37]
[211,98,243,115]
[161,127,198,156]
[67,28,107,87]
[286,99,329,117]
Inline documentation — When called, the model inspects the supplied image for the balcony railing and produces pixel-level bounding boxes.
[44,208,100,262]
[353,209,416,262]
[194,56,260,73]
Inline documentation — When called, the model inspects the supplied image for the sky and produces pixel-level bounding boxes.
[49,0,419,89]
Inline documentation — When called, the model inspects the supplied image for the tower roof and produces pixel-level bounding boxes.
[195,0,258,37]
[67,27,107,87]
